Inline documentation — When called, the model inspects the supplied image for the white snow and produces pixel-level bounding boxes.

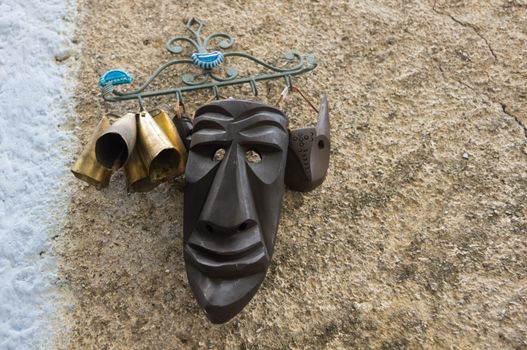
[0,0,77,349]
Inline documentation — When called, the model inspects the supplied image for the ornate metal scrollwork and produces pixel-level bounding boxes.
[99,17,317,104]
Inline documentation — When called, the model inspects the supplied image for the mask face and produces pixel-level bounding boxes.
[183,100,289,323]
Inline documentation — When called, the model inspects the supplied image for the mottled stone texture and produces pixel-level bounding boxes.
[58,0,526,349]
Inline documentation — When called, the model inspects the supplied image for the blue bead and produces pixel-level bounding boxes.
[99,69,133,87]
[191,51,224,69]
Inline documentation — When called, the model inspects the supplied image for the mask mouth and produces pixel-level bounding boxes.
[184,225,270,278]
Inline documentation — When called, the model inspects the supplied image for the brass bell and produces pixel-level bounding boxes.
[152,108,188,177]
[71,116,112,189]
[136,110,181,181]
[124,147,160,193]
[95,112,137,170]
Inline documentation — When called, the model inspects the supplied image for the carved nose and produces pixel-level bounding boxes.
[198,144,256,233]
[198,219,256,236]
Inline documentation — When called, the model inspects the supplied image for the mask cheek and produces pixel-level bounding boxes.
[185,152,219,183]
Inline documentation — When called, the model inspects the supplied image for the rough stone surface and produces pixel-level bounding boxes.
[58,0,527,349]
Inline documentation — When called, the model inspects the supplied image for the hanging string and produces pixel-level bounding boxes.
[276,85,319,114]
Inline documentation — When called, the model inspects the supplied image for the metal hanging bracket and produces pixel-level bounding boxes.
[99,18,317,105]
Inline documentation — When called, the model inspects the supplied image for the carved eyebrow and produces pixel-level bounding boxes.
[239,138,283,152]
[239,118,287,134]
[239,124,286,151]
[193,118,227,133]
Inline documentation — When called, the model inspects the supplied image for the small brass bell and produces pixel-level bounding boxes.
[95,112,137,170]
[136,111,181,181]
[71,116,112,189]
[124,147,160,193]
[152,108,188,177]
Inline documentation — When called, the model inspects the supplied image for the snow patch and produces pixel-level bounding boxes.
[0,0,77,348]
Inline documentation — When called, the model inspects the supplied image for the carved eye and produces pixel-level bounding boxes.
[245,150,262,164]
[318,140,325,149]
[213,148,225,161]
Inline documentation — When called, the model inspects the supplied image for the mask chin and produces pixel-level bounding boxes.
[285,95,331,192]
[186,265,266,324]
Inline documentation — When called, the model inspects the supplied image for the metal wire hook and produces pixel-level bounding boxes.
[174,96,185,119]
[137,95,146,111]
[249,79,258,96]
[212,85,220,99]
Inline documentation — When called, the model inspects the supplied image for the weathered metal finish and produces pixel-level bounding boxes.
[71,116,112,189]
[100,18,316,105]
[124,147,160,193]
[152,109,187,177]
[184,99,289,323]
[136,111,182,181]
[95,113,137,169]
[285,95,330,191]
